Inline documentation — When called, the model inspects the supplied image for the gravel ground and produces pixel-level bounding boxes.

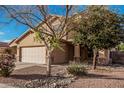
[0,65,74,88]
[0,64,124,88]
[69,64,124,88]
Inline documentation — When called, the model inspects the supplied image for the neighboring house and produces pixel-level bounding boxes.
[98,49,111,65]
[9,15,110,65]
[0,42,9,54]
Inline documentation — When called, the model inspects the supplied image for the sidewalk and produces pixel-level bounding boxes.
[0,83,15,88]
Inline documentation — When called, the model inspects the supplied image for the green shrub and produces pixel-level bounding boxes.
[66,63,87,76]
[117,43,124,51]
[0,54,15,77]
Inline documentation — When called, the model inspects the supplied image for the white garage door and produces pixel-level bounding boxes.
[21,47,46,64]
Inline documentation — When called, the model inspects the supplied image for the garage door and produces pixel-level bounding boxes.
[21,47,46,64]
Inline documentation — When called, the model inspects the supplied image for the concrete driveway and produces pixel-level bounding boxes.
[15,62,44,70]
[14,62,64,70]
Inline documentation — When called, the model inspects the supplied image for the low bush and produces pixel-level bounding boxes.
[0,54,15,77]
[66,63,87,76]
[117,43,124,51]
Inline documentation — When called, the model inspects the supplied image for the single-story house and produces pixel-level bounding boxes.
[9,15,110,65]
[0,42,9,54]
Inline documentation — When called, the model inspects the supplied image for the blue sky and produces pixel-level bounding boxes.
[0,5,124,42]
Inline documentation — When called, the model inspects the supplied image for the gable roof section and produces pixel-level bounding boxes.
[9,38,17,45]
[10,15,61,45]
[15,29,33,44]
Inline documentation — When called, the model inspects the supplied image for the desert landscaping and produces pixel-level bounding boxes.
[0,5,124,88]
[0,64,123,88]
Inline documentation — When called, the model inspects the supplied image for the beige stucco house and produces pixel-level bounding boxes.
[9,30,75,64]
[9,16,75,64]
[9,15,110,65]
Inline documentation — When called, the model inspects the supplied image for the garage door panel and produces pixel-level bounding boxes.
[21,47,46,64]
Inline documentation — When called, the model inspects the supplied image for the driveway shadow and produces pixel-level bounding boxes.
[81,73,124,81]
[9,73,124,81]
[10,74,65,80]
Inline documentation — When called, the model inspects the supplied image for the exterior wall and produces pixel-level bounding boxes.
[68,45,74,61]
[16,45,21,62]
[110,51,124,64]
[16,32,44,63]
[15,32,70,64]
[74,44,80,62]
[98,49,110,65]
[67,31,75,41]
[80,47,88,62]
[52,43,69,64]
[18,32,43,47]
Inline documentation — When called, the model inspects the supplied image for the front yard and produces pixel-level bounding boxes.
[0,64,124,88]
[0,65,74,88]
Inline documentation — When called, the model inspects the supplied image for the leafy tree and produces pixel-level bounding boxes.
[69,5,121,69]
[119,15,124,43]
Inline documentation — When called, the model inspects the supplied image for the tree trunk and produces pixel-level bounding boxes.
[92,49,98,70]
[46,50,52,76]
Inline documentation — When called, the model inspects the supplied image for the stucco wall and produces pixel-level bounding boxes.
[52,43,69,64]
[15,32,44,63]
[18,32,43,47]
[15,32,69,64]
[98,49,110,65]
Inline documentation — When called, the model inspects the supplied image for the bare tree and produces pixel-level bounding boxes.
[0,5,73,76]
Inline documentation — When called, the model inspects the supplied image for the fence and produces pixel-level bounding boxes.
[110,51,124,64]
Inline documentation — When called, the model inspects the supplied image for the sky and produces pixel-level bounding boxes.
[0,5,124,43]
